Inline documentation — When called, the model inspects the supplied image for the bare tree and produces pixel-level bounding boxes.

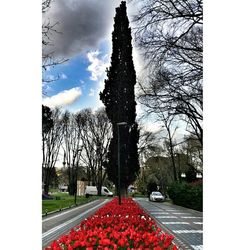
[42,0,68,92]
[138,70,202,144]
[76,108,112,196]
[61,111,82,196]
[131,0,202,70]
[180,134,203,172]
[131,0,203,145]
[42,106,63,194]
[138,126,163,166]
[160,113,179,182]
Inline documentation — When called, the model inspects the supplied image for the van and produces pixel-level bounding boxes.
[84,186,113,198]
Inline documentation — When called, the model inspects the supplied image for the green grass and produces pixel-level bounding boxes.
[42,192,100,214]
[128,192,147,198]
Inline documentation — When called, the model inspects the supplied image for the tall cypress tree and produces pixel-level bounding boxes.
[100,1,139,194]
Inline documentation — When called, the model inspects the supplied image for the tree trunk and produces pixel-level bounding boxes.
[43,168,51,195]
[120,187,128,198]
[167,126,178,182]
[97,183,102,196]
[43,176,50,195]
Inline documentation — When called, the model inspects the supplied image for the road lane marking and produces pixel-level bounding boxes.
[155,216,178,218]
[148,210,162,212]
[42,199,108,239]
[191,245,203,250]
[151,212,169,214]
[173,230,203,234]
[43,199,100,222]
[181,216,202,219]
[162,222,189,225]
[173,213,190,215]
[193,222,203,225]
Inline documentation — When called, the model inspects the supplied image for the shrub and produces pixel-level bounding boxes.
[168,181,202,211]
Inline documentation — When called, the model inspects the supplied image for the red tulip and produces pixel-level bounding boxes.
[45,197,177,250]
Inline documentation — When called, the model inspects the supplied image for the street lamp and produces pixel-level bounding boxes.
[74,147,83,206]
[117,122,127,205]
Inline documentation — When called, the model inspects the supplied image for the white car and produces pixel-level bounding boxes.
[149,191,165,202]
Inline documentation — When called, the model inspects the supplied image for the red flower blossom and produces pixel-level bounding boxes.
[45,198,178,250]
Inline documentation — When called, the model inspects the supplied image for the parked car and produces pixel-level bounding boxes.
[84,186,113,198]
[149,191,165,202]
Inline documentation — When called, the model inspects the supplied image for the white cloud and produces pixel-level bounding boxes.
[60,73,67,79]
[86,50,109,81]
[42,87,82,108]
[43,0,121,59]
[89,88,95,96]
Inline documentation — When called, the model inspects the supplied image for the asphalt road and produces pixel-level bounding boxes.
[43,197,202,249]
[134,197,203,250]
[42,198,109,248]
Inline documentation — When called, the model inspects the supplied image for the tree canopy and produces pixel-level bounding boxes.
[100,1,139,191]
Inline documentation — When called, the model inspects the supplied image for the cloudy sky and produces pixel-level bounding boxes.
[42,0,144,114]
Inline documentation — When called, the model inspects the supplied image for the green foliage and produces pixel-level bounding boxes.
[136,156,175,196]
[100,1,139,188]
[185,166,198,183]
[42,105,54,134]
[135,175,147,195]
[147,181,158,196]
[130,191,146,198]
[168,181,203,211]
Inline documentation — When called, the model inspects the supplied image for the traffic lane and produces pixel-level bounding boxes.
[43,199,104,232]
[134,198,203,250]
[42,199,109,248]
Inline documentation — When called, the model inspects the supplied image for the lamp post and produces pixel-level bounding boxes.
[117,122,127,205]
[74,147,82,206]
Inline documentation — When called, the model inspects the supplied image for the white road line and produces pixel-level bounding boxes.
[173,213,190,215]
[191,245,203,250]
[42,199,108,239]
[193,222,203,225]
[43,199,100,222]
[173,230,203,234]
[181,216,202,219]
[162,222,189,224]
[151,212,169,214]
[155,216,178,218]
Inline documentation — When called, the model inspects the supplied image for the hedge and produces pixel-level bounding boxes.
[168,181,202,211]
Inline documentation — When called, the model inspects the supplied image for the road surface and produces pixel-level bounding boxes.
[42,198,109,248]
[43,197,202,249]
[134,197,203,250]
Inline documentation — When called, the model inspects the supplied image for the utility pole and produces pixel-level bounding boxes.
[117,122,127,205]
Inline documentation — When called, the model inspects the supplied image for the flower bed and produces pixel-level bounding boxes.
[45,197,177,250]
